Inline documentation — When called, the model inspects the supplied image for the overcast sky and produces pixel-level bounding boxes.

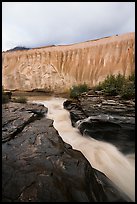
[2,2,135,51]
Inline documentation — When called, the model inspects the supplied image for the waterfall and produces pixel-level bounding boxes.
[31,97,135,201]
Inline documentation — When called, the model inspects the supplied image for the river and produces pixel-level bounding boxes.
[28,96,135,201]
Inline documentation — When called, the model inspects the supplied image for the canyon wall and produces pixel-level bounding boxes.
[2,32,135,92]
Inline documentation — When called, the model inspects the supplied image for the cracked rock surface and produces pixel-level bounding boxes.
[2,102,131,202]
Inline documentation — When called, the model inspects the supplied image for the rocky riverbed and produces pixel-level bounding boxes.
[2,102,132,202]
[63,93,135,154]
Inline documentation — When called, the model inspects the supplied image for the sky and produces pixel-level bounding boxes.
[2,2,135,51]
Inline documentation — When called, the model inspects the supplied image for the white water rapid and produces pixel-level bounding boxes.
[31,97,135,201]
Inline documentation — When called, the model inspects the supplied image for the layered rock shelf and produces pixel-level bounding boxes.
[63,94,135,154]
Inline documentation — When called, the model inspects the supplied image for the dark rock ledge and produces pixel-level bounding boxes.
[2,102,131,202]
[63,94,135,154]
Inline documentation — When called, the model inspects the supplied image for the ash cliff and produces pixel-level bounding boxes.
[2,32,135,92]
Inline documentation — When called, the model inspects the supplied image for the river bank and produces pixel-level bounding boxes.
[10,90,70,99]
[2,92,135,201]
[2,100,133,202]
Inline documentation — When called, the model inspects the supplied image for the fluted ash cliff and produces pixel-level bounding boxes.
[2,32,135,92]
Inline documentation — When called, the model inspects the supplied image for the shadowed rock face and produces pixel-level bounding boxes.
[2,102,131,202]
[63,94,135,154]
[2,32,134,92]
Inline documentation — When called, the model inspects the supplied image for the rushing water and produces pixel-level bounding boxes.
[30,97,135,201]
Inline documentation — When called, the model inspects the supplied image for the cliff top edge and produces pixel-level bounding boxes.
[2,32,135,54]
